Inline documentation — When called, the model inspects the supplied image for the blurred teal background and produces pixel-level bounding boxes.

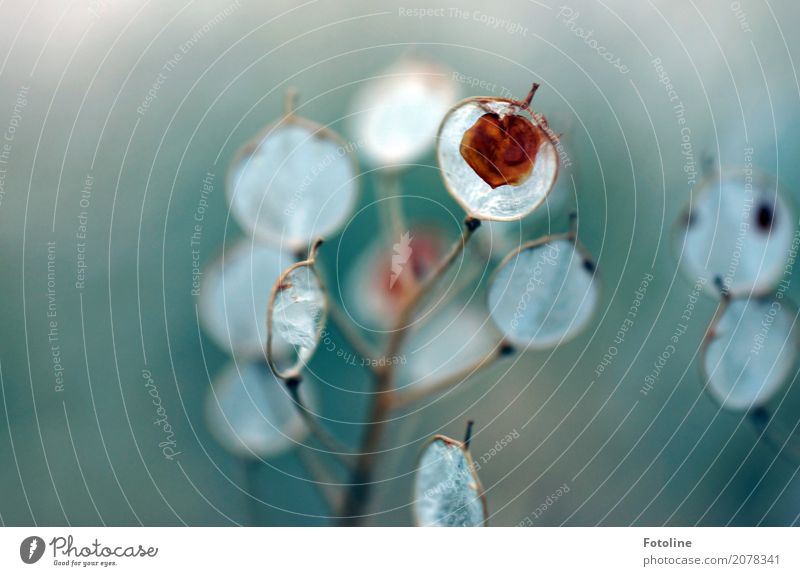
[1,0,800,526]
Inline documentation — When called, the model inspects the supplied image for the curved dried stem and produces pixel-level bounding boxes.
[392,339,514,410]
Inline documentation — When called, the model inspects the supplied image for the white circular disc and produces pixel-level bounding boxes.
[414,437,485,527]
[205,361,310,458]
[199,240,292,359]
[352,57,458,167]
[437,98,559,221]
[228,120,358,250]
[487,237,599,348]
[703,298,798,410]
[675,172,794,297]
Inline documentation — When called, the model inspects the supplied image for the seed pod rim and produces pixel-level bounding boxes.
[486,231,602,350]
[436,95,560,222]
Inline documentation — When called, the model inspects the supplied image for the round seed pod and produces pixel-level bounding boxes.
[227,92,359,251]
[701,295,799,411]
[205,360,312,458]
[413,435,487,527]
[487,233,600,349]
[351,57,458,167]
[674,170,794,297]
[199,239,293,359]
[437,87,559,221]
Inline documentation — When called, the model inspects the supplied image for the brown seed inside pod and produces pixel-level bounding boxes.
[459,112,543,189]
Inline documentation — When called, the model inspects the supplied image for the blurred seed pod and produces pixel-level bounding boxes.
[227,92,359,251]
[674,169,794,297]
[487,233,600,349]
[351,57,458,167]
[413,435,487,527]
[199,239,293,359]
[437,92,559,221]
[205,360,312,458]
[701,295,799,411]
[267,240,328,380]
[343,227,446,331]
[396,303,498,393]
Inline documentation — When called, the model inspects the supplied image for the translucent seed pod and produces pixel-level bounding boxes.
[701,296,799,411]
[487,233,600,349]
[396,303,498,393]
[437,86,559,221]
[674,170,794,297]
[413,435,487,527]
[227,91,359,251]
[205,361,312,458]
[267,239,327,380]
[351,56,458,167]
[199,239,293,359]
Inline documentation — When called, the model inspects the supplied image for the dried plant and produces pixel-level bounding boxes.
[199,58,799,527]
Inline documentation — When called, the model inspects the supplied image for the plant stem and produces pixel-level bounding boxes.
[463,420,475,450]
[242,458,262,526]
[338,216,481,525]
[287,380,356,469]
[326,297,381,369]
[295,449,342,515]
[391,339,512,410]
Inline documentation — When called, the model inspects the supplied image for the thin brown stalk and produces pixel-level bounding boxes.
[287,381,356,469]
[295,448,342,514]
[391,340,512,410]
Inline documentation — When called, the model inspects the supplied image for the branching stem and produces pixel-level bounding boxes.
[391,339,512,410]
[338,215,481,524]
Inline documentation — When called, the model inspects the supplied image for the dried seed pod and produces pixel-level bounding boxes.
[674,170,794,297]
[199,239,293,359]
[227,91,359,251]
[701,296,799,411]
[351,57,458,167]
[487,234,600,349]
[205,361,312,458]
[267,240,327,380]
[413,435,487,527]
[437,85,559,221]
